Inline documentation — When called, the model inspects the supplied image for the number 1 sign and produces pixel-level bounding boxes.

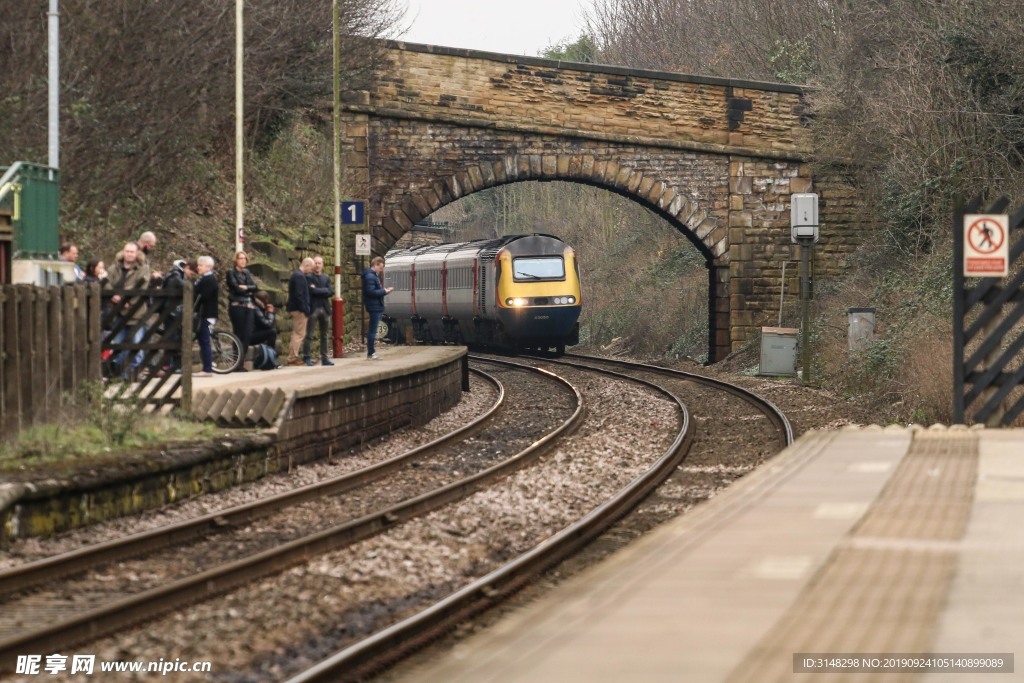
[341,201,365,225]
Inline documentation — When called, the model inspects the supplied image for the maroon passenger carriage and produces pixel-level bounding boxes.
[381,234,582,354]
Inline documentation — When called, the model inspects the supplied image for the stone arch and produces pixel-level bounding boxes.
[378,154,729,362]
[380,155,723,262]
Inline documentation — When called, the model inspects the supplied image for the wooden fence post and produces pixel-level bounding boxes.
[180,281,193,414]
[61,285,76,398]
[47,286,62,416]
[85,282,101,384]
[0,285,14,436]
[17,286,33,428]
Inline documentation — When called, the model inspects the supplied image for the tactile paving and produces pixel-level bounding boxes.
[726,432,978,682]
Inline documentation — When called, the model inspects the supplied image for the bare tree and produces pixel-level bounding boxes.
[582,0,843,80]
[0,0,404,235]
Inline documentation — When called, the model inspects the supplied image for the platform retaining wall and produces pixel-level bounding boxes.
[0,354,466,545]
[277,360,465,462]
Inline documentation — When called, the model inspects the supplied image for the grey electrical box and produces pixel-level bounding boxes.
[759,327,799,376]
[791,192,819,243]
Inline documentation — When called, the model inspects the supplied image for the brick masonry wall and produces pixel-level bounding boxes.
[277,360,463,461]
[338,41,869,360]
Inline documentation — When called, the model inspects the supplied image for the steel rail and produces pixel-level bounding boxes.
[559,352,794,448]
[285,356,693,683]
[0,368,505,598]
[0,363,583,669]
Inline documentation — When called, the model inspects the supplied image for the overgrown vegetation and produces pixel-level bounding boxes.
[0,382,217,470]
[0,0,403,262]
[570,0,1024,423]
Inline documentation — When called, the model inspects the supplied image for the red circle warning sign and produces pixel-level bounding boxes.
[963,214,1009,277]
[967,217,1004,253]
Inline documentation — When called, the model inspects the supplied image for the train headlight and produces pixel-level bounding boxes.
[513,298,527,307]
[567,296,575,304]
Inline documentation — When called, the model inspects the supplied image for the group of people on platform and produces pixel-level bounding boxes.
[59,232,395,378]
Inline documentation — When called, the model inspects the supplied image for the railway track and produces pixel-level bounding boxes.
[286,353,791,682]
[0,364,580,670]
[0,355,790,681]
[0,368,504,594]
[558,352,792,448]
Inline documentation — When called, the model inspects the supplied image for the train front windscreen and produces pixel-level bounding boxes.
[512,257,564,281]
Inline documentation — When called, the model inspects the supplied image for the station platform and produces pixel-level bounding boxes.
[398,425,1024,682]
[188,346,466,428]
[1,346,467,544]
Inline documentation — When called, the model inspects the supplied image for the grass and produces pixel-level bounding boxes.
[0,416,219,472]
[0,383,220,472]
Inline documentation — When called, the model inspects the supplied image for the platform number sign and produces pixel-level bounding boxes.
[342,201,365,225]
[963,214,1009,277]
[355,234,372,256]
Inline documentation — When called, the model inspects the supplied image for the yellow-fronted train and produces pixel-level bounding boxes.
[381,234,582,355]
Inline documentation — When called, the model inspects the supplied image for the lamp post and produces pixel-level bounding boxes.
[234,0,244,252]
[48,0,59,169]
[331,0,346,357]
[790,193,819,385]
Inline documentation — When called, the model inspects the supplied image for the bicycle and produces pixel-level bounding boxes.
[189,318,243,374]
[145,319,243,376]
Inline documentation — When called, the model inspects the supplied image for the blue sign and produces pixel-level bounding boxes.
[341,201,365,225]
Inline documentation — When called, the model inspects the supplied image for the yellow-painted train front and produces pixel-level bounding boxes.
[383,234,582,354]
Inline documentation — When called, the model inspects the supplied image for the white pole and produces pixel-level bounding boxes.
[47,0,59,169]
[778,260,786,327]
[333,0,342,298]
[234,0,244,252]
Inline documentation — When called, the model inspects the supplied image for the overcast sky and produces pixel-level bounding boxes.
[401,0,588,57]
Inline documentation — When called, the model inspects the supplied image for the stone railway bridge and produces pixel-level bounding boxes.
[339,41,865,361]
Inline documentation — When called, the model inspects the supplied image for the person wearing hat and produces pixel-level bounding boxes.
[155,259,189,375]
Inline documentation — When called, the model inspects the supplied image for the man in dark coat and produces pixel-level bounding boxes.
[304,255,335,366]
[156,259,188,375]
[285,258,314,366]
[362,256,392,360]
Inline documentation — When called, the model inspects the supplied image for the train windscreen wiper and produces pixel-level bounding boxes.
[515,272,542,280]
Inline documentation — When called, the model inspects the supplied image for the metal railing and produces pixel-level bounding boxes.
[953,196,1024,426]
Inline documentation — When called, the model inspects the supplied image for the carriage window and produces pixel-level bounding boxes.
[448,267,471,289]
[512,257,564,281]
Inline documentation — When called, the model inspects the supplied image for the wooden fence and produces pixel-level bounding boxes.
[0,283,103,436]
[100,284,192,413]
